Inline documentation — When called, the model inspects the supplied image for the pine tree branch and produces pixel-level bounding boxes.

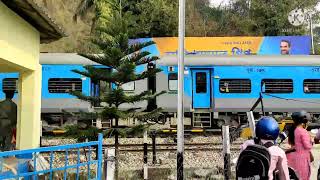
[78,53,120,68]
[139,56,159,66]
[70,91,101,104]
[61,110,99,121]
[118,124,148,137]
[123,90,166,104]
[141,90,167,101]
[134,68,162,81]
[123,91,151,103]
[134,56,159,66]
[125,107,142,113]
[104,124,148,138]
[90,39,113,53]
[64,125,102,142]
[73,66,161,85]
[101,107,129,120]
[101,89,166,106]
[72,67,122,85]
[102,88,126,107]
[95,25,128,42]
[127,41,156,54]
[114,62,136,81]
[125,51,150,63]
[101,48,125,67]
[83,66,112,80]
[133,108,166,124]
[91,42,126,65]
[71,69,93,79]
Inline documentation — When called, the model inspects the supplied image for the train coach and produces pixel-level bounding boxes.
[1,53,320,129]
[156,55,320,128]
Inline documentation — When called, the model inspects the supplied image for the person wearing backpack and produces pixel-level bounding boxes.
[236,116,290,180]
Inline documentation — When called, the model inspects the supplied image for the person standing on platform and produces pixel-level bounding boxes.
[0,90,17,151]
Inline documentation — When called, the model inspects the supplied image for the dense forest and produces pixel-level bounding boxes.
[35,0,319,53]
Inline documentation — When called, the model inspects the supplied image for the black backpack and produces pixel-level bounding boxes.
[236,138,274,180]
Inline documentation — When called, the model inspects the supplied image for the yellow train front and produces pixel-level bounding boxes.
[240,119,295,139]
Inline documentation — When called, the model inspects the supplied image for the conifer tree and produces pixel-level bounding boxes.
[67,2,165,177]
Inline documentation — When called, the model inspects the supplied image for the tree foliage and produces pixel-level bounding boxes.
[133,0,178,37]
[72,0,319,52]
[191,0,319,36]
[74,0,178,37]
[65,7,167,161]
[68,4,166,176]
[248,0,318,35]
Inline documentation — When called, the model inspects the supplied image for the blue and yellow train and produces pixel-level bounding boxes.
[1,53,320,129]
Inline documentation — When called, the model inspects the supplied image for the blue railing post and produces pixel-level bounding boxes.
[97,133,103,180]
[87,146,91,179]
[76,149,80,180]
[0,135,104,179]
[49,151,53,180]
[64,150,69,180]
[33,153,37,180]
[0,157,3,174]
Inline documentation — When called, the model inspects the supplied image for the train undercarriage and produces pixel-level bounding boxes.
[41,110,320,135]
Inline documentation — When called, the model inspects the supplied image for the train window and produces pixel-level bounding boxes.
[2,78,18,92]
[48,78,82,93]
[303,79,320,93]
[261,79,293,93]
[121,82,135,91]
[168,73,178,91]
[219,79,251,93]
[196,72,207,93]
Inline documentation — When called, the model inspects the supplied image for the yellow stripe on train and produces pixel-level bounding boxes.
[161,129,204,133]
[52,130,66,135]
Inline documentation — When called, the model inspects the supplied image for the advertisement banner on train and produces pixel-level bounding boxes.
[134,36,311,56]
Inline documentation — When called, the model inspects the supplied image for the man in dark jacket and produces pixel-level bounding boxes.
[0,90,17,151]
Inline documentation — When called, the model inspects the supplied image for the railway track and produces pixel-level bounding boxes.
[104,142,242,147]
[109,142,242,152]
[115,147,241,152]
[41,142,243,152]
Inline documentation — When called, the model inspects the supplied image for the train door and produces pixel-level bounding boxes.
[192,69,211,108]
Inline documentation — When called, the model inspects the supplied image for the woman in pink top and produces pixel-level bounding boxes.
[286,111,313,180]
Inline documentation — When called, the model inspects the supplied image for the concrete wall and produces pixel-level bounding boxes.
[0,1,42,149]
[0,1,40,71]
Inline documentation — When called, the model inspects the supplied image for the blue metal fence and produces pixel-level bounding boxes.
[0,133,103,180]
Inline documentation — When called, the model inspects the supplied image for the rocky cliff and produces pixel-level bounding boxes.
[34,0,93,53]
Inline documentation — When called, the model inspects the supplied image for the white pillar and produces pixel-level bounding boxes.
[177,0,185,179]
[223,126,231,180]
[106,148,115,180]
[143,130,148,180]
[16,65,42,149]
[247,111,256,138]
